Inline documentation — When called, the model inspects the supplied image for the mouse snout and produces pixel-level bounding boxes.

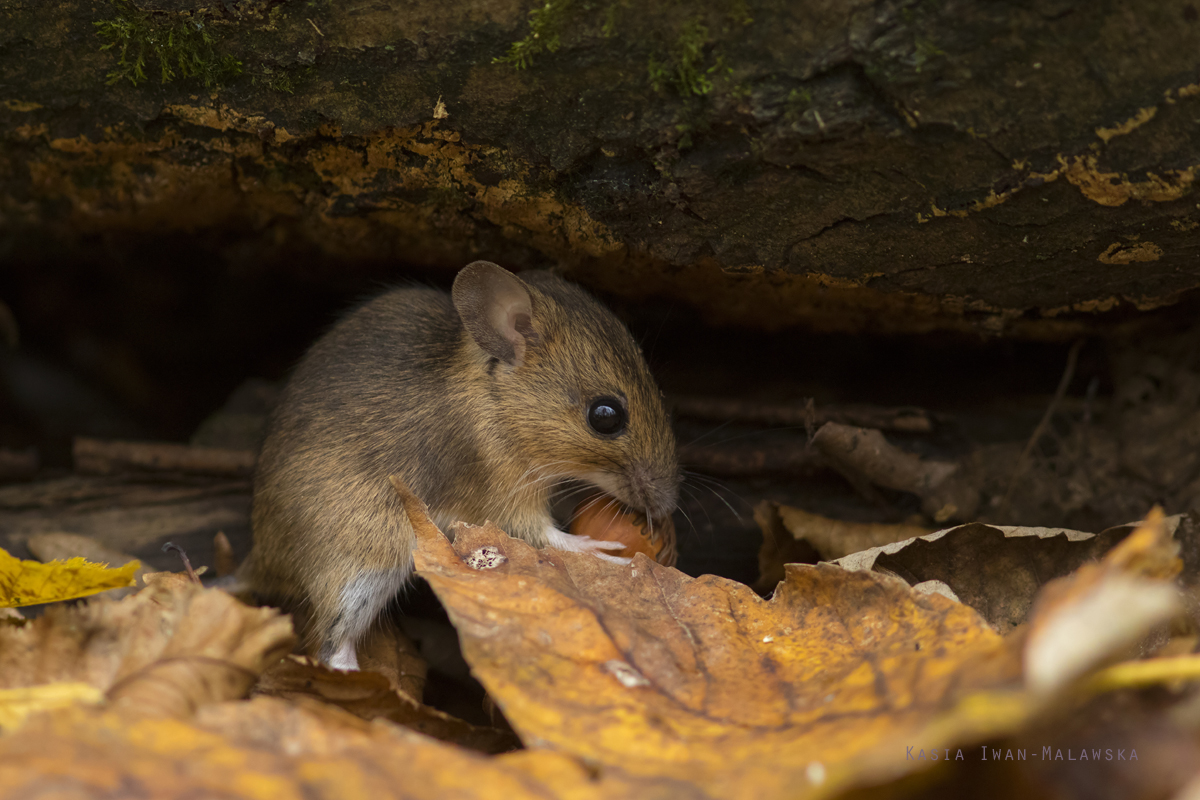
[625,461,679,520]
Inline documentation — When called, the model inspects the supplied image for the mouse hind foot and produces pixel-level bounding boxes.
[314,566,410,671]
[322,638,360,671]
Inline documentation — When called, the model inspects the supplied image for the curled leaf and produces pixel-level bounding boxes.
[0,547,139,608]
[0,573,294,718]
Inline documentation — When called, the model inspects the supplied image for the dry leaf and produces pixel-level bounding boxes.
[752,501,818,593]
[254,654,517,754]
[394,476,1012,798]
[1023,509,1183,695]
[355,618,428,701]
[0,573,294,717]
[0,546,139,607]
[393,472,1199,799]
[0,490,1190,800]
[832,519,1169,632]
[772,502,933,561]
[0,698,707,800]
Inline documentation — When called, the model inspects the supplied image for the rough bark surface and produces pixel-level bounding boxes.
[2,0,1200,335]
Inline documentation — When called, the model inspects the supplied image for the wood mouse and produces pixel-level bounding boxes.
[242,261,679,670]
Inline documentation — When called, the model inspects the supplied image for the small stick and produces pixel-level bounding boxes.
[677,441,823,477]
[671,395,934,433]
[1001,339,1085,510]
[213,531,237,578]
[73,438,256,477]
[811,422,979,521]
[162,542,201,584]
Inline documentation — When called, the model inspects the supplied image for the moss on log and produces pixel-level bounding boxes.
[2,0,1199,336]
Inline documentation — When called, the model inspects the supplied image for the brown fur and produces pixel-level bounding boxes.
[242,265,678,663]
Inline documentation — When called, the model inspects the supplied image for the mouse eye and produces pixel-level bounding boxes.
[586,396,627,437]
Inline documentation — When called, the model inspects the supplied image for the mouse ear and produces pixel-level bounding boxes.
[452,261,539,366]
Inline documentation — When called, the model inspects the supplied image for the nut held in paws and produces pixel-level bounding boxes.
[569,493,677,566]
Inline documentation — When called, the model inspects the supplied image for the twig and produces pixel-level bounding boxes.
[213,531,237,577]
[677,441,823,477]
[671,396,934,433]
[810,422,980,523]
[74,438,256,477]
[162,542,201,584]
[1000,339,1085,510]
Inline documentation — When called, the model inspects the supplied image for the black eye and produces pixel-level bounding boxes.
[586,396,627,437]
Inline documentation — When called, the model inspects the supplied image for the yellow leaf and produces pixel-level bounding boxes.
[0,547,140,607]
[0,683,103,731]
[0,699,690,800]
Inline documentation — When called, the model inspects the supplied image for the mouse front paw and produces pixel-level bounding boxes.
[543,526,633,565]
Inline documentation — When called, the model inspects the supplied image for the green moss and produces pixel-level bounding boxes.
[783,87,812,123]
[252,64,313,95]
[725,0,752,26]
[93,1,242,89]
[493,0,578,68]
[495,2,744,99]
[674,122,694,149]
[787,87,812,107]
[649,18,726,97]
[913,38,945,72]
[601,1,627,37]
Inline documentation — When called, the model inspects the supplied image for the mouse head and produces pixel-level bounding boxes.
[452,261,679,521]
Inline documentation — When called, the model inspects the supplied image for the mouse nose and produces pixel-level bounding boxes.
[627,461,679,520]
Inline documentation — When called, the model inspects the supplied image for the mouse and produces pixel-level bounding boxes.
[242,261,680,670]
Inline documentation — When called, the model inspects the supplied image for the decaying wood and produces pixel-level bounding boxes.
[3,1,1199,336]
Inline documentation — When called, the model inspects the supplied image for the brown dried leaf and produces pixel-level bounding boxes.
[1023,508,1183,695]
[751,500,818,593]
[254,653,517,754]
[395,477,1011,798]
[832,519,1179,632]
[0,573,294,717]
[356,617,428,701]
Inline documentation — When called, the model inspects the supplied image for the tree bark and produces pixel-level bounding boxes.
[2,0,1199,336]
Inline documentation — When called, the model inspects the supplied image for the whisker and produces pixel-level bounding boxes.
[563,492,610,527]
[679,482,715,529]
[684,425,811,450]
[681,418,736,448]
